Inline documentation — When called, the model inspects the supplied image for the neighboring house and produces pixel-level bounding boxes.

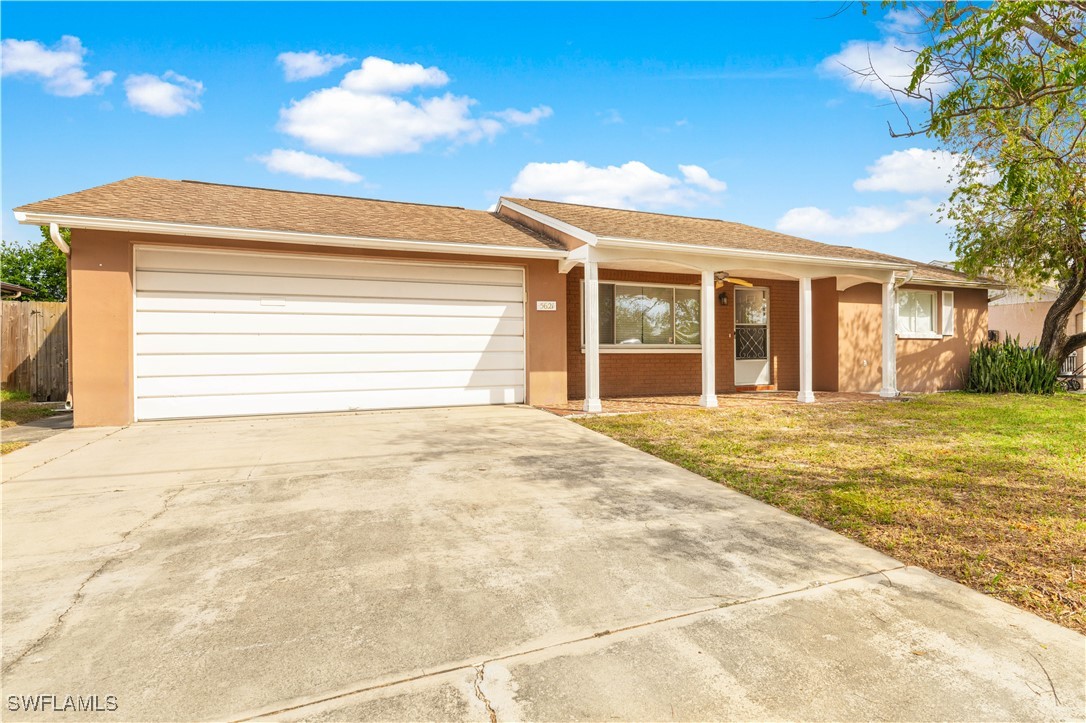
[13,177,1000,426]
[1,281,36,298]
[988,284,1085,375]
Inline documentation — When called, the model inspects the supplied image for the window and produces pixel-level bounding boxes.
[896,290,938,338]
[584,283,700,348]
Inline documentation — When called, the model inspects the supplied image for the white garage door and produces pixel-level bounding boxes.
[134,247,526,420]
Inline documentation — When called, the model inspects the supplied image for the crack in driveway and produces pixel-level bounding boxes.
[1,486,185,674]
[233,564,907,722]
[473,664,498,723]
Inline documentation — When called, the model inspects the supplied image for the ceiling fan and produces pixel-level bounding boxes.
[714,271,753,288]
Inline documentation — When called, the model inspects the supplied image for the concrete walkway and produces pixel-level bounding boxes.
[1,411,73,444]
[1,407,1082,721]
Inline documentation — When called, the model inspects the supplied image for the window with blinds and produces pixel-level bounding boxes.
[585,283,701,348]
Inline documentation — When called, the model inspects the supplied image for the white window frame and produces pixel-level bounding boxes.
[580,280,703,353]
[941,291,955,337]
[896,289,941,340]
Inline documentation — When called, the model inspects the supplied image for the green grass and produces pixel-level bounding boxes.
[1,389,59,427]
[577,393,1086,633]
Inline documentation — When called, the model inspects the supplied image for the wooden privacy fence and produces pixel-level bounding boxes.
[1,301,68,401]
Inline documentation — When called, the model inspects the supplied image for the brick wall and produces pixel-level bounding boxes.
[567,269,800,398]
[766,279,800,391]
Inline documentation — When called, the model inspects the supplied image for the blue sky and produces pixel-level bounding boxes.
[2,2,961,262]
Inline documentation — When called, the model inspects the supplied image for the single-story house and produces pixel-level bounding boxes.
[13,177,1000,427]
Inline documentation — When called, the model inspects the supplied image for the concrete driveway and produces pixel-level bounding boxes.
[2,406,1082,721]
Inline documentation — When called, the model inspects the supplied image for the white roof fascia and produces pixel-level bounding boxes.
[497,199,599,247]
[596,235,913,272]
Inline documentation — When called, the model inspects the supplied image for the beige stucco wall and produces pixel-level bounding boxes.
[989,298,1084,358]
[69,230,568,426]
[837,283,988,393]
[70,233,134,427]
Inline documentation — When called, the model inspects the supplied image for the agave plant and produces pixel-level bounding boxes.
[965,337,1061,394]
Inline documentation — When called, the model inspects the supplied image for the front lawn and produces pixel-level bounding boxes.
[576,393,1086,633]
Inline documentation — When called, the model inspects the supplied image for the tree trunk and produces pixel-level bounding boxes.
[1038,260,1086,362]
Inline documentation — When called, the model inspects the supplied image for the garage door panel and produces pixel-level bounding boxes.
[134,249,526,420]
[136,333,525,356]
[137,369,525,397]
[136,311,525,337]
[138,248,524,286]
[138,351,525,377]
[137,271,523,303]
[136,386,524,420]
[136,293,524,319]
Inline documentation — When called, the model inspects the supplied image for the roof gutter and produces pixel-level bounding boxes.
[14,211,569,261]
[49,222,70,254]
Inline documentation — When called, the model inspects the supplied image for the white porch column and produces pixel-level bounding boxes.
[583,259,603,413]
[699,270,718,408]
[797,276,815,403]
[880,281,899,398]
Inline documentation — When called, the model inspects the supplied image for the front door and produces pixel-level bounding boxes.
[734,287,770,386]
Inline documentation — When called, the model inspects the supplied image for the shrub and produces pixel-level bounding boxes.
[965,338,1061,394]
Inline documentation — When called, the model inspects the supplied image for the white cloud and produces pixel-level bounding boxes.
[509,160,726,210]
[820,9,945,102]
[854,148,962,193]
[598,108,624,125]
[281,89,494,155]
[0,35,114,97]
[878,8,925,34]
[819,37,921,99]
[277,51,352,81]
[278,56,551,156]
[125,71,204,116]
[255,149,362,183]
[776,205,915,237]
[492,105,553,126]
[341,56,448,94]
[679,164,727,192]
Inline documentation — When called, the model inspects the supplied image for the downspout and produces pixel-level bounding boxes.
[894,269,914,288]
[49,223,74,411]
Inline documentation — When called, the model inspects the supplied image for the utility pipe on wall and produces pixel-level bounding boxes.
[49,223,74,411]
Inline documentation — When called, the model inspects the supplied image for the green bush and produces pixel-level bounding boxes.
[965,338,1060,394]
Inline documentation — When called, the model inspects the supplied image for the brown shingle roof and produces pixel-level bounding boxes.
[15,177,563,251]
[508,197,998,285]
[900,261,1002,286]
[506,198,916,265]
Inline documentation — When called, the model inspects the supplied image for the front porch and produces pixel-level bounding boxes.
[564,242,904,411]
[541,391,893,417]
